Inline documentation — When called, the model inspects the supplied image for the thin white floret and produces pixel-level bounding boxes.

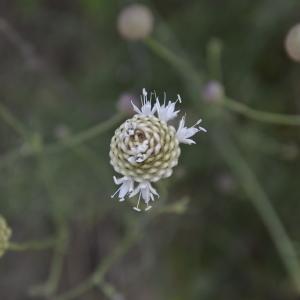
[130,181,159,211]
[111,176,134,201]
[176,116,207,145]
[155,93,182,122]
[131,88,156,116]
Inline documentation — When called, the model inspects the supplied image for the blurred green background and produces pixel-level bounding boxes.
[1,0,300,299]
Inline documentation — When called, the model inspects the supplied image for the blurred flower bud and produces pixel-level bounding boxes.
[116,92,138,115]
[201,80,224,103]
[285,23,300,62]
[0,216,12,258]
[117,4,154,40]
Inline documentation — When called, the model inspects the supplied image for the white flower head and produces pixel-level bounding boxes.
[110,89,206,211]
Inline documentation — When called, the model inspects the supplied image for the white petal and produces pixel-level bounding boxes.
[176,117,206,144]
[111,176,134,201]
[131,101,142,114]
[156,99,180,122]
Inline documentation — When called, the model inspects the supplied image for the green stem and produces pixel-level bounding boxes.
[206,38,223,81]
[42,113,124,154]
[8,238,55,251]
[0,102,28,139]
[145,37,300,127]
[145,36,300,293]
[54,231,139,300]
[214,134,300,293]
[144,37,202,84]
[29,224,69,298]
[223,97,300,126]
[29,153,69,298]
[0,113,124,170]
[97,281,122,300]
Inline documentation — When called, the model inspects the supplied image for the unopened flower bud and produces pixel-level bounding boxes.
[0,216,12,258]
[116,93,138,115]
[117,4,154,40]
[201,80,224,103]
[285,23,300,62]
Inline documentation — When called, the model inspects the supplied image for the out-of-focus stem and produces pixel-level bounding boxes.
[223,97,300,126]
[8,238,55,251]
[29,223,69,298]
[44,113,125,154]
[54,230,139,300]
[0,113,125,170]
[145,36,300,293]
[0,102,28,139]
[214,134,300,293]
[144,37,202,84]
[97,281,123,300]
[206,38,223,81]
[145,37,300,127]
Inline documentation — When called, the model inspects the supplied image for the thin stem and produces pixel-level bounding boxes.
[97,281,123,300]
[0,113,124,170]
[8,238,55,251]
[145,36,300,293]
[54,190,170,300]
[0,18,38,66]
[206,38,223,81]
[0,102,28,139]
[214,133,300,293]
[144,37,202,84]
[43,113,125,154]
[54,231,139,300]
[145,37,300,127]
[29,153,69,298]
[223,97,300,126]
[29,223,69,298]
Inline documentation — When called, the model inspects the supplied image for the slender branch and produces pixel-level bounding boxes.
[145,36,300,293]
[54,230,139,300]
[145,37,300,127]
[44,113,125,155]
[206,38,223,81]
[8,238,55,252]
[0,18,39,68]
[223,97,300,126]
[96,281,123,300]
[0,102,28,139]
[144,37,202,84]
[213,133,300,293]
[0,113,124,170]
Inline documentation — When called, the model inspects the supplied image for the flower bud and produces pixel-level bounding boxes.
[201,80,224,103]
[116,93,137,115]
[0,216,12,258]
[285,23,300,62]
[117,4,154,40]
